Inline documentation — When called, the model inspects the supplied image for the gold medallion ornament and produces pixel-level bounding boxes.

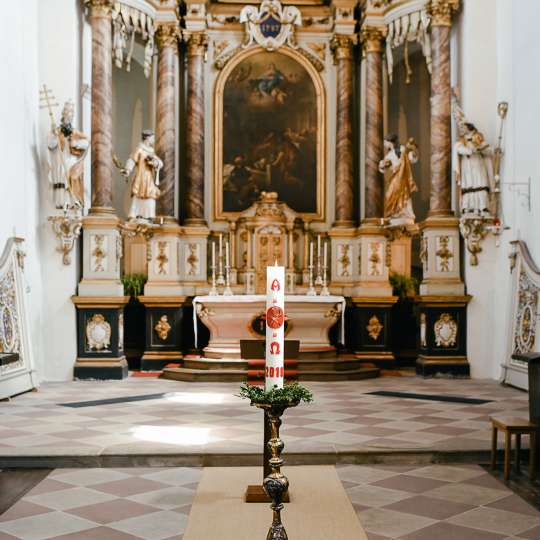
[155,315,171,341]
[86,314,111,351]
[367,315,384,340]
[434,313,457,347]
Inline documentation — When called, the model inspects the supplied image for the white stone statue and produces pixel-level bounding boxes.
[47,101,89,210]
[121,130,162,221]
[379,134,419,226]
[453,122,494,216]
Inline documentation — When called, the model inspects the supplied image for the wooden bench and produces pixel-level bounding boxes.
[490,416,537,481]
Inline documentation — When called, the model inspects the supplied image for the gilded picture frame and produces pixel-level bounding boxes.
[213,45,326,221]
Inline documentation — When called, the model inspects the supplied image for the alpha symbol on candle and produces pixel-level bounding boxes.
[270,341,280,354]
[266,306,284,329]
[271,279,281,291]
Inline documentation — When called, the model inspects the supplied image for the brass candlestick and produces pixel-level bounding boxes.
[254,401,298,540]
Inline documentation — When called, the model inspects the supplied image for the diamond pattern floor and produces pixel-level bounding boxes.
[0,465,538,540]
[0,377,529,460]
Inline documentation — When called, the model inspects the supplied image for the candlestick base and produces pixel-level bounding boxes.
[320,285,330,296]
[307,286,317,296]
[223,285,233,296]
[208,286,219,296]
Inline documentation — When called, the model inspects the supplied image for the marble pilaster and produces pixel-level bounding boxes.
[87,0,114,212]
[361,27,385,221]
[185,32,208,225]
[331,35,355,227]
[155,24,179,219]
[420,0,463,296]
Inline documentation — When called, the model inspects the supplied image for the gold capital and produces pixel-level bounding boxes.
[429,0,460,27]
[84,0,113,17]
[330,34,354,62]
[156,23,179,50]
[187,32,209,57]
[360,26,386,54]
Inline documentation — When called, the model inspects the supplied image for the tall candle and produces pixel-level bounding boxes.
[317,234,321,262]
[225,240,230,268]
[323,241,327,269]
[309,241,313,268]
[212,241,215,269]
[219,234,223,272]
[265,264,285,391]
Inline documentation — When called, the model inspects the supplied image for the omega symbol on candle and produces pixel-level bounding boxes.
[271,279,281,291]
[266,306,284,329]
[270,342,280,355]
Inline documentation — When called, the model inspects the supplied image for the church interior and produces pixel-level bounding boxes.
[1,0,540,538]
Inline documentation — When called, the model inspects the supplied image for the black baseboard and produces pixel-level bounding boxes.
[140,358,178,371]
[74,363,129,380]
[416,359,470,378]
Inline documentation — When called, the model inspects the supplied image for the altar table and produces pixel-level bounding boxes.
[193,295,346,360]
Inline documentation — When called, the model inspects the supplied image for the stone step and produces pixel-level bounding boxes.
[161,365,380,382]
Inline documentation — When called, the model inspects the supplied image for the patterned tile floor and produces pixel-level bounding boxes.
[0,377,529,460]
[0,465,539,540]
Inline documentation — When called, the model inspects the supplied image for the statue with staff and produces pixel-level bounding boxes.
[40,86,89,210]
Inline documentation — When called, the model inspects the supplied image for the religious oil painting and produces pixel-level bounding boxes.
[215,48,325,220]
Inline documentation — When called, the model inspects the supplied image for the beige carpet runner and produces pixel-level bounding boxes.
[183,466,367,540]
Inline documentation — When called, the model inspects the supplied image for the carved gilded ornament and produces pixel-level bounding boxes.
[213,40,230,61]
[360,27,385,54]
[367,315,384,340]
[86,313,111,351]
[330,34,354,62]
[240,0,302,52]
[48,214,82,265]
[338,244,351,277]
[435,235,453,272]
[156,24,179,50]
[307,42,326,61]
[84,0,113,17]
[368,242,382,276]
[0,271,19,355]
[187,243,199,276]
[187,32,209,57]
[420,235,428,271]
[157,241,169,275]
[513,270,538,354]
[434,313,457,347]
[118,312,124,349]
[429,0,460,27]
[459,218,489,266]
[196,303,214,320]
[298,48,325,72]
[155,315,172,340]
[92,235,107,272]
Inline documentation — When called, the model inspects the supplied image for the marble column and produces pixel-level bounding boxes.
[185,32,208,225]
[88,0,114,213]
[362,27,385,221]
[155,23,178,219]
[331,35,355,227]
[428,0,458,217]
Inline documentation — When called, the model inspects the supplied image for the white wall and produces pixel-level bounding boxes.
[0,0,85,382]
[458,0,540,379]
[0,1,44,380]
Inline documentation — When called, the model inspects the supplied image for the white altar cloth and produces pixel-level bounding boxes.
[192,295,346,349]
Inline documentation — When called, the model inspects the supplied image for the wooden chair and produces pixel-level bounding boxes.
[490,416,537,482]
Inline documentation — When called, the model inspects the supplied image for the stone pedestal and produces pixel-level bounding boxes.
[78,213,123,296]
[138,296,186,371]
[350,296,398,366]
[72,295,129,379]
[179,225,210,295]
[356,223,393,296]
[419,217,464,296]
[415,295,471,377]
[144,221,184,296]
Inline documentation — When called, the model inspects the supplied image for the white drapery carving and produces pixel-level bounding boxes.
[385,9,432,84]
[112,2,155,78]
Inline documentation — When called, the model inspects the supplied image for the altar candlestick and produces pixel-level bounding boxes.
[212,241,216,270]
[266,264,285,391]
[225,240,230,268]
[309,241,313,269]
[317,234,321,262]
[323,241,327,270]
[219,234,223,262]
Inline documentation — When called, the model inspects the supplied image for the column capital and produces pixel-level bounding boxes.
[330,34,355,62]
[187,32,209,57]
[83,0,113,17]
[429,0,460,27]
[360,26,386,54]
[156,23,180,50]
